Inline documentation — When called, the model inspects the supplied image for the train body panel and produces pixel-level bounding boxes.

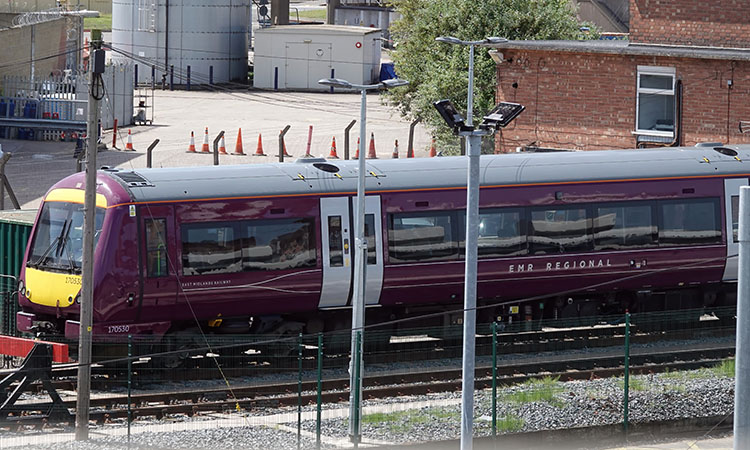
[14,145,750,338]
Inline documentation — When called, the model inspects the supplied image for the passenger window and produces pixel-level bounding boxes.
[459,209,527,257]
[594,204,656,250]
[388,212,458,263]
[145,219,168,277]
[659,199,721,246]
[181,222,241,275]
[528,207,592,255]
[242,218,316,271]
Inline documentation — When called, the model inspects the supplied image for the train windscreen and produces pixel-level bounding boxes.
[27,201,105,272]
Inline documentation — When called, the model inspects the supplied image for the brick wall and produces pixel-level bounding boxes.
[494,49,750,153]
[630,0,750,48]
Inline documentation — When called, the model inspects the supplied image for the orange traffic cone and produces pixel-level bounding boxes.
[125,129,134,151]
[201,127,210,153]
[367,132,377,159]
[253,134,266,156]
[281,130,292,157]
[218,134,227,154]
[353,137,360,159]
[328,136,339,159]
[187,131,196,153]
[429,137,437,157]
[233,128,245,155]
[392,139,399,159]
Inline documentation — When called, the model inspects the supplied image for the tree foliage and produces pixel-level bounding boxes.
[384,0,595,153]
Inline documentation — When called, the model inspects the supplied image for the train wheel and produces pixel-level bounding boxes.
[159,329,201,369]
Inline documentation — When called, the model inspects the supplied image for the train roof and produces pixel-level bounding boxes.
[98,144,750,204]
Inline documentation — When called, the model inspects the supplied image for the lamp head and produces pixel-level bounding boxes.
[435,36,463,45]
[318,78,353,89]
[381,78,409,89]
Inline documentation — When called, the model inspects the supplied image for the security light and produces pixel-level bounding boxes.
[479,102,525,130]
[434,100,471,134]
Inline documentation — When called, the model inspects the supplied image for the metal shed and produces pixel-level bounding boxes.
[253,25,382,90]
[0,209,35,336]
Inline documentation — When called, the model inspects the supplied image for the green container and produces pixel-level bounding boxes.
[0,209,36,336]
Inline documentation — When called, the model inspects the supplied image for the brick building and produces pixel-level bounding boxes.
[488,0,750,152]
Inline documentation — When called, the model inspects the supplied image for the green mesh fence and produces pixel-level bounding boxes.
[0,307,737,449]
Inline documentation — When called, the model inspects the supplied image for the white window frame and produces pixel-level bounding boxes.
[634,65,676,138]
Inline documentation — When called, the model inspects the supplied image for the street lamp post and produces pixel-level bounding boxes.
[318,76,408,446]
[435,35,507,450]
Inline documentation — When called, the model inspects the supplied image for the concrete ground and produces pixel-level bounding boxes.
[1,89,432,210]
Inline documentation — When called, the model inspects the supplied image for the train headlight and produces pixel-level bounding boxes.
[18,280,25,297]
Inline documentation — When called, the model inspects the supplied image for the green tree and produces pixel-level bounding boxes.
[385,0,596,153]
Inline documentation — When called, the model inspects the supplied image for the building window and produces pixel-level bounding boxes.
[636,66,675,137]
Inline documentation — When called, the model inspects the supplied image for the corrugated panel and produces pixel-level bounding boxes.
[0,215,33,336]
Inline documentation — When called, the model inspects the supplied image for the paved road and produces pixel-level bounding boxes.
[1,89,432,210]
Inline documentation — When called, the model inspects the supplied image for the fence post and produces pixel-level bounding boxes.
[344,119,356,160]
[623,311,631,433]
[316,333,323,450]
[186,65,191,91]
[127,334,132,444]
[491,321,497,437]
[297,333,303,450]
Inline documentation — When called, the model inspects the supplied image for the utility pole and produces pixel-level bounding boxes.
[76,29,104,441]
[735,185,750,448]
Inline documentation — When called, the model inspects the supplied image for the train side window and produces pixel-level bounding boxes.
[732,195,739,241]
[528,207,592,255]
[594,203,656,250]
[458,208,527,258]
[364,214,377,265]
[145,219,168,277]
[388,212,458,263]
[658,198,722,246]
[328,216,344,267]
[181,222,241,275]
[242,218,316,271]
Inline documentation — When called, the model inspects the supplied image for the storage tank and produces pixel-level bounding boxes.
[111,0,250,85]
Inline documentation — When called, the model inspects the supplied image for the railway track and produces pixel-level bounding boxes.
[2,343,735,428]
[19,318,734,392]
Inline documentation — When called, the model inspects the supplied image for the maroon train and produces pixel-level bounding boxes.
[16,145,750,341]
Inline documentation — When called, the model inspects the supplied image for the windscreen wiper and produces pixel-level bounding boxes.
[29,219,70,269]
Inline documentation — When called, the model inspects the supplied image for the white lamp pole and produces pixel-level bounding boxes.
[318,76,408,445]
[435,35,507,450]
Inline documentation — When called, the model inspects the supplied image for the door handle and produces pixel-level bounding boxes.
[344,238,349,254]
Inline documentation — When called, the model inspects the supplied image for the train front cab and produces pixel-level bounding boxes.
[17,188,106,335]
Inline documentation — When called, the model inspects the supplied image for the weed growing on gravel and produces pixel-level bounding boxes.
[504,376,563,406]
[496,414,525,432]
[617,377,645,391]
[362,407,455,434]
[711,359,735,378]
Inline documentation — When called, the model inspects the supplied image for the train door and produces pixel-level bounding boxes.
[319,196,384,307]
[723,178,748,281]
[353,196,384,305]
[140,205,178,309]
[319,197,352,308]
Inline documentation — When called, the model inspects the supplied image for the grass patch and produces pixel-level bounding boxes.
[84,14,112,31]
[711,359,735,378]
[294,8,327,21]
[362,408,455,434]
[497,414,525,432]
[504,376,563,406]
[617,377,646,391]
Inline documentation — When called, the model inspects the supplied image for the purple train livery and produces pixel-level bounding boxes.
[15,145,750,341]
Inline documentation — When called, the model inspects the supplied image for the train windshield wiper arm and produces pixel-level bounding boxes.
[29,219,71,269]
